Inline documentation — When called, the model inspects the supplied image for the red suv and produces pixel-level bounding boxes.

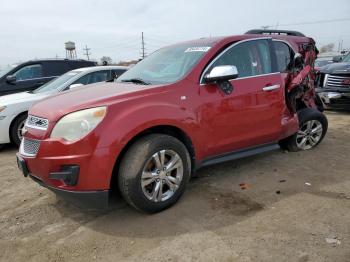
[17,30,328,213]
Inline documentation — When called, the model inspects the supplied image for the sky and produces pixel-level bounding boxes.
[0,0,349,68]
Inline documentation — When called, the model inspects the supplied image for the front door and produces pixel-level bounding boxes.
[199,39,285,157]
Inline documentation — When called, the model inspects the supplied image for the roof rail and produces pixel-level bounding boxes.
[245,29,305,37]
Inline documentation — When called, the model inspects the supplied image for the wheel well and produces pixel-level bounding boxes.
[110,125,196,193]
[295,98,307,111]
[9,112,28,143]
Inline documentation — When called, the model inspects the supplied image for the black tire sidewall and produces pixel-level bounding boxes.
[118,134,191,213]
[11,114,27,147]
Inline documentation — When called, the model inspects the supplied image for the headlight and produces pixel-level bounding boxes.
[0,106,6,113]
[50,106,107,141]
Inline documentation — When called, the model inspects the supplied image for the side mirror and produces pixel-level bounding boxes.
[6,75,16,84]
[204,65,238,83]
[293,53,304,69]
[69,83,84,90]
[332,56,343,63]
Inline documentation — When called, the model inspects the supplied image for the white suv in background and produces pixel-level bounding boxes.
[0,66,128,147]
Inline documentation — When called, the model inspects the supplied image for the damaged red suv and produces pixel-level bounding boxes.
[17,29,327,213]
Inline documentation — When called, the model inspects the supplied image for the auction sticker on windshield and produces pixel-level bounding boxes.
[184,47,211,52]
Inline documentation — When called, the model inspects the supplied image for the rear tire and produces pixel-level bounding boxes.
[280,108,328,152]
[10,114,27,147]
[118,134,191,213]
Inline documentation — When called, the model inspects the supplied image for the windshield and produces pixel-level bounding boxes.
[32,71,80,94]
[117,43,212,85]
[0,66,15,78]
[343,53,350,62]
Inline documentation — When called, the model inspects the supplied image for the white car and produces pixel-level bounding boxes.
[0,66,128,147]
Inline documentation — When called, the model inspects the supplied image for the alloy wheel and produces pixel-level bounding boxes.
[141,149,183,202]
[296,120,323,150]
[17,119,26,142]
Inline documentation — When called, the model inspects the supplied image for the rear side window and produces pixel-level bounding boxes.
[273,41,294,72]
[210,39,272,78]
[14,64,43,80]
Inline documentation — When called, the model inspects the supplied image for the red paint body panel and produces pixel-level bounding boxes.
[20,34,317,193]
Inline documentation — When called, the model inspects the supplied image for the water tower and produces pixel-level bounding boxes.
[65,41,77,59]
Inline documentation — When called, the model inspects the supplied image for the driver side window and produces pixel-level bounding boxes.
[210,40,272,78]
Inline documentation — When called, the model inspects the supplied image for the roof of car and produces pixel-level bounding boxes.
[28,58,94,62]
[71,66,129,73]
[172,32,312,48]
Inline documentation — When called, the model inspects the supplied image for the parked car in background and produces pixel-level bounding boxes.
[315,57,334,70]
[0,59,96,96]
[17,30,327,213]
[316,52,350,110]
[0,66,128,147]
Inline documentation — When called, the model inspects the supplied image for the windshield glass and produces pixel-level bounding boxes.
[343,53,350,62]
[0,66,15,78]
[117,43,212,85]
[32,71,80,94]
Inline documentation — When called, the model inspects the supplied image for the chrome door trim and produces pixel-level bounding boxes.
[15,76,59,83]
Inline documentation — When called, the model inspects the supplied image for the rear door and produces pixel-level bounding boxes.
[199,38,285,156]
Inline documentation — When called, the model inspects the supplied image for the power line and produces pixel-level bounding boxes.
[263,18,350,28]
[83,45,91,60]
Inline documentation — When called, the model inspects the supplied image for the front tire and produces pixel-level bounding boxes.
[10,114,27,147]
[280,108,328,152]
[118,134,191,213]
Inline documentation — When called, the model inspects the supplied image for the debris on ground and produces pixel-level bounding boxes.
[279,179,286,183]
[305,182,312,186]
[325,236,341,246]
[276,190,281,194]
[239,183,249,190]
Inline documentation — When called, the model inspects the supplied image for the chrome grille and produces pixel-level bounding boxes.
[325,74,350,88]
[20,137,41,157]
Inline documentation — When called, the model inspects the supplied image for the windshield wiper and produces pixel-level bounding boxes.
[121,78,150,85]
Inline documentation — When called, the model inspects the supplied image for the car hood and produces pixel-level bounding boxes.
[0,91,49,107]
[29,82,163,121]
[320,62,350,74]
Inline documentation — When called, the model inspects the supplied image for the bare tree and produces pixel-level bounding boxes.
[100,56,113,65]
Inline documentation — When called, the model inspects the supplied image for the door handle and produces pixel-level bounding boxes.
[262,84,280,91]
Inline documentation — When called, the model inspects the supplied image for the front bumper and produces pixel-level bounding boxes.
[17,153,110,208]
[316,89,350,110]
[17,135,121,208]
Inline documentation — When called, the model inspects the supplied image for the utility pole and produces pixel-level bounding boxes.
[83,45,91,60]
[141,32,146,59]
